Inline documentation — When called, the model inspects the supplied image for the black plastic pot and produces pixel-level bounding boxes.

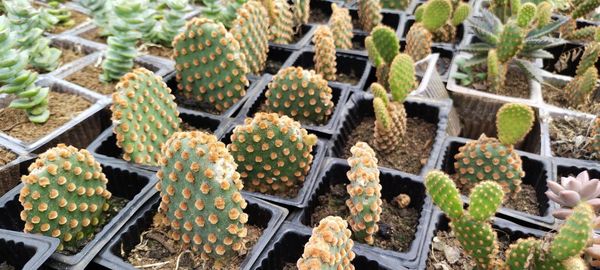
[305,0,343,24]
[290,48,371,90]
[253,221,401,270]
[398,40,455,80]
[309,30,368,57]
[0,162,158,269]
[0,143,33,197]
[236,74,351,138]
[93,193,288,270]
[220,123,328,208]
[435,136,556,228]
[402,16,466,47]
[269,24,316,51]
[86,108,229,172]
[329,94,450,177]
[0,229,60,269]
[542,42,600,78]
[289,157,433,269]
[251,45,297,78]
[348,7,406,37]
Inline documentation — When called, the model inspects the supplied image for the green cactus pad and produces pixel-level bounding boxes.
[231,1,270,75]
[358,0,382,32]
[487,49,505,93]
[496,103,535,146]
[297,216,355,269]
[329,4,353,50]
[371,83,389,106]
[451,215,498,268]
[173,17,249,112]
[270,0,294,44]
[405,23,432,61]
[536,2,552,28]
[371,25,400,65]
[19,144,111,250]
[497,21,525,63]
[381,0,410,9]
[111,68,182,166]
[566,67,598,106]
[550,203,594,260]
[451,2,471,26]
[156,131,248,265]
[571,0,600,19]
[365,36,383,68]
[517,3,537,27]
[425,170,464,219]
[228,113,318,193]
[313,26,337,81]
[389,53,416,103]
[576,42,600,76]
[468,181,504,222]
[422,0,452,32]
[505,237,540,269]
[266,66,334,123]
[414,5,424,22]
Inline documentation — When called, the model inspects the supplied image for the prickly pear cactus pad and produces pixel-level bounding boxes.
[173,17,249,113]
[19,144,111,250]
[297,216,355,270]
[156,131,249,266]
[266,66,334,124]
[405,23,432,61]
[111,68,182,166]
[230,1,270,75]
[329,3,353,49]
[313,25,337,81]
[228,113,318,194]
[358,0,382,32]
[495,103,535,146]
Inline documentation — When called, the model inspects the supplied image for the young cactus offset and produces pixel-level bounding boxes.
[313,25,337,81]
[454,103,535,197]
[346,142,382,245]
[173,17,249,112]
[230,1,270,75]
[269,0,294,44]
[155,131,248,266]
[358,0,382,32]
[546,170,600,220]
[405,23,432,61]
[228,113,318,193]
[297,216,355,270]
[19,144,112,250]
[266,66,334,123]
[111,68,182,166]
[365,25,400,88]
[372,85,407,154]
[328,3,353,50]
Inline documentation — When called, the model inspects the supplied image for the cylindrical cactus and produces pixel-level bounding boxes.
[47,1,75,27]
[405,23,432,61]
[230,1,270,75]
[292,0,309,26]
[516,2,537,28]
[328,3,353,50]
[173,17,249,112]
[266,66,334,123]
[297,216,355,270]
[358,0,382,32]
[155,131,248,266]
[19,144,112,250]
[313,25,337,81]
[546,170,600,220]
[228,113,318,193]
[111,68,182,166]
[345,142,382,245]
[372,83,406,154]
[269,0,294,44]
[154,0,189,46]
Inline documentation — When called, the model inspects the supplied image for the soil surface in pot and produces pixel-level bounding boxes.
[140,44,172,59]
[437,56,451,76]
[283,263,296,270]
[0,147,16,166]
[65,64,142,95]
[126,218,262,270]
[341,117,437,175]
[175,96,225,115]
[264,58,285,75]
[541,82,600,115]
[467,66,530,99]
[0,91,92,142]
[59,47,85,66]
[80,27,106,44]
[61,196,128,255]
[257,102,333,126]
[47,11,89,34]
[311,184,420,252]
[0,262,15,270]
[352,39,365,51]
[549,117,599,161]
[309,8,329,24]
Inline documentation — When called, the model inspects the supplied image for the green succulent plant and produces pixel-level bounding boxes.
[297,216,355,270]
[328,3,353,50]
[313,25,337,81]
[358,0,381,32]
[230,0,270,75]
[78,0,110,32]
[365,25,400,88]
[47,1,75,28]
[152,0,189,46]
[269,0,294,44]
[414,0,471,43]
[202,0,247,28]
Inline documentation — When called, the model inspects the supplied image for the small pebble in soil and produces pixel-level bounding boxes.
[550,117,599,161]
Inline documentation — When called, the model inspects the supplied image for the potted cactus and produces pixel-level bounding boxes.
[408,0,471,46]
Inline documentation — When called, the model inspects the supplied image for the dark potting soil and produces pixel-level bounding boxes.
[311,184,420,252]
[341,117,437,175]
[469,66,530,99]
[436,56,451,76]
[257,102,332,126]
[47,10,89,34]
[126,221,262,270]
[60,196,128,255]
[0,262,15,270]
[308,8,329,24]
[59,47,85,66]
[264,58,284,75]
[175,96,224,115]
[141,45,173,59]
[0,147,16,166]
[81,27,107,44]
[65,64,117,95]
[336,68,360,85]
[541,82,600,115]
[352,39,365,51]
[0,91,92,142]
[549,117,600,161]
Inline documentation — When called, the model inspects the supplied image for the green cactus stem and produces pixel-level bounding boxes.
[313,25,337,81]
[366,25,400,88]
[297,216,355,270]
[328,3,353,50]
[358,0,381,32]
[452,2,471,27]
[422,0,451,33]
[487,49,507,93]
[576,43,600,76]
[388,53,416,103]
[230,1,270,75]
[497,21,525,63]
[424,170,464,219]
[496,103,535,145]
[269,0,294,44]
[571,0,600,19]
[536,1,552,28]
[565,26,600,41]
[405,23,432,61]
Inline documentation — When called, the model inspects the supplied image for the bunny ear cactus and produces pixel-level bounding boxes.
[292,0,309,26]
[516,3,537,28]
[313,25,337,81]
[546,170,600,220]
[19,144,111,251]
[296,216,355,270]
[388,53,416,103]
[497,21,526,63]
[487,49,508,93]
[381,0,410,10]
[372,83,407,154]
[422,0,451,32]
[47,1,75,28]
[269,0,294,44]
[565,66,598,107]
[111,68,182,166]
[358,0,381,32]
[535,1,552,28]
[228,113,318,193]
[366,25,400,88]
[173,17,249,112]
[495,103,535,145]
[154,0,189,46]
[451,2,471,27]
[155,131,249,267]
[405,23,432,61]
[328,3,353,50]
[266,66,334,123]
[345,142,382,245]
[230,1,270,75]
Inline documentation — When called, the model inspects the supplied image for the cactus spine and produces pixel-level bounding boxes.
[230,1,270,75]
[313,25,337,81]
[358,0,382,32]
[269,0,294,44]
[156,131,248,267]
[328,3,353,50]
[297,216,355,270]
[19,145,111,250]
[405,23,432,61]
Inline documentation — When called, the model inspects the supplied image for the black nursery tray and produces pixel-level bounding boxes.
[435,136,556,228]
[87,108,230,172]
[0,229,60,270]
[93,193,288,270]
[253,221,401,270]
[289,157,434,269]
[348,7,406,37]
[0,163,157,269]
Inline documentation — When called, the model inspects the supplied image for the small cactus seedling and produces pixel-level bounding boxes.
[47,2,75,28]
[153,0,189,46]
[454,103,534,197]
[415,0,471,43]
[269,0,294,44]
[345,142,382,245]
[156,131,248,267]
[297,216,355,270]
[266,66,334,124]
[230,1,270,75]
[173,17,249,112]
[592,117,600,153]
[546,170,600,220]
[292,0,309,26]
[328,3,353,50]
[358,0,382,32]
[405,23,432,61]
[313,25,337,81]
[228,113,318,193]
[365,25,400,88]
[111,68,182,166]
[19,144,112,250]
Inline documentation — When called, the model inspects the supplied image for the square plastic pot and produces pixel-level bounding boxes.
[0,162,158,269]
[0,142,33,197]
[86,109,230,172]
[435,136,556,228]
[269,24,316,50]
[347,7,406,37]
[402,16,466,47]
[46,36,103,77]
[253,221,401,270]
[0,229,60,270]
[329,94,451,177]
[289,157,434,269]
[93,193,288,270]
